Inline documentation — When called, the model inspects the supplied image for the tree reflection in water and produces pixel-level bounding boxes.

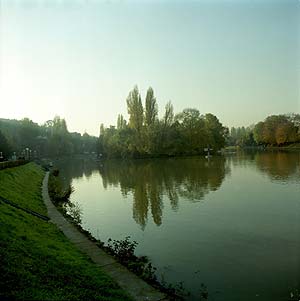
[226,150,300,182]
[255,151,300,182]
[99,157,229,229]
[55,152,300,230]
[54,156,99,188]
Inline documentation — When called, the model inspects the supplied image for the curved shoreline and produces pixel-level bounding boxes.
[42,171,168,301]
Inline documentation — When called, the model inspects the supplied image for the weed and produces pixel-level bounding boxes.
[48,169,74,205]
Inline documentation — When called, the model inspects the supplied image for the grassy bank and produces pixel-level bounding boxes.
[0,163,132,301]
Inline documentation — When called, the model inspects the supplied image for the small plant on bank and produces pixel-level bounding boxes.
[105,236,158,283]
[198,283,209,300]
[104,236,191,300]
[289,288,300,301]
[159,275,190,300]
[48,169,74,205]
[64,201,82,225]
[107,236,137,262]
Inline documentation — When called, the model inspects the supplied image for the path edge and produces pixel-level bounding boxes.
[42,171,168,301]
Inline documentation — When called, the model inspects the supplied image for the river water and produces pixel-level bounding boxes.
[56,151,300,301]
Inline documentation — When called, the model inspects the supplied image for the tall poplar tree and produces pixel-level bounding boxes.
[126,86,144,133]
[145,87,158,127]
[126,86,144,153]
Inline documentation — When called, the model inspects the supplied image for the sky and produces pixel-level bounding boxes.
[0,0,299,136]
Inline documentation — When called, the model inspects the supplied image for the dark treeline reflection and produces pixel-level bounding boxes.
[255,151,300,182]
[226,151,300,182]
[55,151,300,229]
[99,157,229,228]
[54,156,99,188]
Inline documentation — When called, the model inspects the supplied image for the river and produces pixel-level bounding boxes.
[55,151,300,301]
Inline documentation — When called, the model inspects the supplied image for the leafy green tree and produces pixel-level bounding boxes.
[227,125,255,147]
[45,116,73,156]
[98,87,228,157]
[145,87,158,127]
[253,122,265,145]
[126,86,144,133]
[19,118,40,150]
[0,117,97,157]
[204,113,225,149]
[0,130,12,159]
[253,115,300,146]
[275,120,298,145]
[144,88,159,154]
[175,108,205,153]
[155,101,175,154]
[163,101,174,128]
[117,114,127,130]
[126,86,144,154]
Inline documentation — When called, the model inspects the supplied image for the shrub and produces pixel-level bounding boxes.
[48,169,74,205]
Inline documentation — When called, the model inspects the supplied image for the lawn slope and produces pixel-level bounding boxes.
[0,163,132,301]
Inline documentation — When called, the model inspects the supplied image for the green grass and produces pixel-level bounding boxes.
[0,163,133,301]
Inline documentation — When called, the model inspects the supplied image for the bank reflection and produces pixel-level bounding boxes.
[55,157,98,188]
[55,152,300,229]
[99,157,229,229]
[225,151,300,183]
[254,151,300,182]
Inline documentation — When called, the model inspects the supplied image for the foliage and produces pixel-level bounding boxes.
[64,201,83,225]
[0,160,28,170]
[0,130,12,158]
[227,114,300,147]
[198,283,209,300]
[98,86,227,158]
[107,236,137,262]
[48,169,74,205]
[253,115,300,146]
[104,236,193,300]
[159,276,190,300]
[0,163,132,301]
[289,288,300,301]
[0,116,97,158]
[145,87,158,127]
[227,126,256,147]
[105,236,157,282]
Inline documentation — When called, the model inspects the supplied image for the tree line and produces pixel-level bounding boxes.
[1,87,299,159]
[0,116,97,159]
[97,86,227,158]
[227,114,300,147]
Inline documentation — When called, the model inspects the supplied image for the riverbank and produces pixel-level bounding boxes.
[43,171,168,301]
[225,143,300,151]
[0,159,29,170]
[267,143,300,150]
[0,163,133,300]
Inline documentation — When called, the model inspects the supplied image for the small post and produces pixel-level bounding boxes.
[204,145,213,159]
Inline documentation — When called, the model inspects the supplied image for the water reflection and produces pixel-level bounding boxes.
[55,151,300,229]
[54,156,98,188]
[255,151,300,182]
[226,151,300,183]
[54,153,300,301]
[99,157,229,228]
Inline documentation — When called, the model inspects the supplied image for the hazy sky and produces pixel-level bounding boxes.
[0,0,299,136]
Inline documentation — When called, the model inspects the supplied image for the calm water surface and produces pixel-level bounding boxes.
[56,151,300,301]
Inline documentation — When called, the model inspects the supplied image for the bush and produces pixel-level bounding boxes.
[0,160,28,170]
[105,236,157,283]
[48,169,74,205]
